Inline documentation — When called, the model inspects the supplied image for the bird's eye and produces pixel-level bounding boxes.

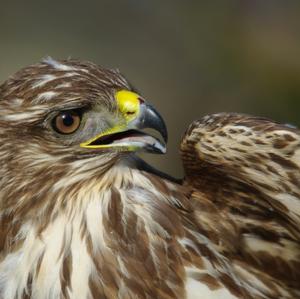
[52,110,81,134]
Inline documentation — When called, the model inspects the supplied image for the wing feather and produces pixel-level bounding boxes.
[180,113,300,298]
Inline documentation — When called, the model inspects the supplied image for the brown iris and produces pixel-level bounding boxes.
[53,110,81,134]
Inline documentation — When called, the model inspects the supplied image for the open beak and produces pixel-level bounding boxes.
[80,90,168,154]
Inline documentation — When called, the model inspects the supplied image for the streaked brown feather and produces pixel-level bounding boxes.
[0,60,299,299]
[181,113,300,297]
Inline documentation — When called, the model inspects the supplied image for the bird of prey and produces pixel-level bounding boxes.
[0,58,299,299]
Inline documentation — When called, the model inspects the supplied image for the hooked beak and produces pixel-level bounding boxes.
[80,90,168,154]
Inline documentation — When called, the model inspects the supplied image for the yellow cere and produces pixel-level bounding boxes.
[115,90,140,122]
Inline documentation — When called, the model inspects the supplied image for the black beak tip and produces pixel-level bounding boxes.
[161,124,168,144]
[144,103,168,144]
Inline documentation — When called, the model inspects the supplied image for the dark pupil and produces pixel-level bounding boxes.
[61,113,74,126]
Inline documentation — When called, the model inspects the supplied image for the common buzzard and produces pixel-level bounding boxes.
[0,58,299,299]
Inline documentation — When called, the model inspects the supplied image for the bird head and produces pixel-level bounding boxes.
[0,58,168,215]
[0,58,167,175]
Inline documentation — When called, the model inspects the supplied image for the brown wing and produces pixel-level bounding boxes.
[180,113,300,298]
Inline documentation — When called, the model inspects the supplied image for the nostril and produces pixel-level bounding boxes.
[138,97,145,104]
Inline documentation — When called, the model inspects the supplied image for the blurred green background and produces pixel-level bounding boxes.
[1,1,300,177]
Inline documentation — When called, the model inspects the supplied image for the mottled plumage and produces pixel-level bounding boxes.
[0,58,299,299]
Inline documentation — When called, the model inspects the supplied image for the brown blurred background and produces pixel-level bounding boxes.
[1,1,300,177]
